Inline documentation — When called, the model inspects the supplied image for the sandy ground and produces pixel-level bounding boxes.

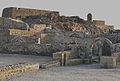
[0,54,120,81]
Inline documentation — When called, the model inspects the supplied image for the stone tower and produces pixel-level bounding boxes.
[87,13,92,21]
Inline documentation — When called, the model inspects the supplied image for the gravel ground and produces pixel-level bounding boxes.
[0,54,120,81]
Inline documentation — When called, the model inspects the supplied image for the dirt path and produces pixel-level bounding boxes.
[0,54,120,81]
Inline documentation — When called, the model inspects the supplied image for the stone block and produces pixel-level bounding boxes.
[53,52,63,59]
[66,59,83,66]
[40,61,60,69]
[53,52,64,66]
[64,51,71,66]
[100,56,117,68]
[113,52,120,62]
[53,51,72,66]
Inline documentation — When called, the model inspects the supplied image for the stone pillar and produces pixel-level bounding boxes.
[64,51,71,66]
[38,38,41,44]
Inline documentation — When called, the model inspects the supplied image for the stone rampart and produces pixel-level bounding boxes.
[2,7,60,19]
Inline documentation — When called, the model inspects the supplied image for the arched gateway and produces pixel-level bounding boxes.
[90,37,113,61]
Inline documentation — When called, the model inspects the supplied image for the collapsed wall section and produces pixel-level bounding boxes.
[0,29,10,43]
[0,17,29,30]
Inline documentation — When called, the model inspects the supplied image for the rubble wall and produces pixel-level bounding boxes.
[0,63,39,79]
[0,17,29,30]
[0,30,10,43]
[2,7,60,19]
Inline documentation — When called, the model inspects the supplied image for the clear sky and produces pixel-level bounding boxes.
[0,0,120,29]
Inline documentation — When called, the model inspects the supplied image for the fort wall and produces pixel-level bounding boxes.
[2,7,60,19]
[93,20,105,26]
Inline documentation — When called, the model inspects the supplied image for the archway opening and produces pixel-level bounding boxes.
[102,41,111,56]
[90,38,112,62]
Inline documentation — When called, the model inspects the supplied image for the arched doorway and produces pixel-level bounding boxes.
[102,41,111,56]
[90,37,113,62]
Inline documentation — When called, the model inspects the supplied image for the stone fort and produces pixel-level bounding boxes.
[2,7,60,19]
[0,7,120,79]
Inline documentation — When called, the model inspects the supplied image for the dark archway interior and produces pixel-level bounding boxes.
[92,41,111,57]
[102,41,111,56]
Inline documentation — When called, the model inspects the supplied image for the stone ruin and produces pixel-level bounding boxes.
[0,7,120,78]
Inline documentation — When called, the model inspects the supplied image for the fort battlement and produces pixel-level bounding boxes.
[2,7,60,19]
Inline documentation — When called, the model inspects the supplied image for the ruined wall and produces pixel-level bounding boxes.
[0,17,29,30]
[93,20,114,33]
[113,43,120,53]
[0,63,39,79]
[2,7,60,19]
[10,29,36,36]
[96,25,114,33]
[0,30,10,43]
[31,24,52,32]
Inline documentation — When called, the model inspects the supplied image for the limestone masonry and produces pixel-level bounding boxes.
[1,7,120,79]
[0,63,39,79]
[2,7,59,19]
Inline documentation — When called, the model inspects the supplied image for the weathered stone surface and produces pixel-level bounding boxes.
[83,59,92,64]
[100,56,117,68]
[0,63,39,79]
[0,17,29,30]
[66,59,83,66]
[40,61,60,69]
[64,51,71,66]
[113,52,120,62]
[53,52,63,59]
[52,52,65,66]
[0,29,10,43]
[2,7,59,19]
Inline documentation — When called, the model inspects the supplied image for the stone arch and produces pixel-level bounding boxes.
[90,37,113,57]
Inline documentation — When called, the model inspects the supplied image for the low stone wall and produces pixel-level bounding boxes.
[10,29,36,36]
[0,63,39,79]
[66,59,83,66]
[40,61,60,69]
